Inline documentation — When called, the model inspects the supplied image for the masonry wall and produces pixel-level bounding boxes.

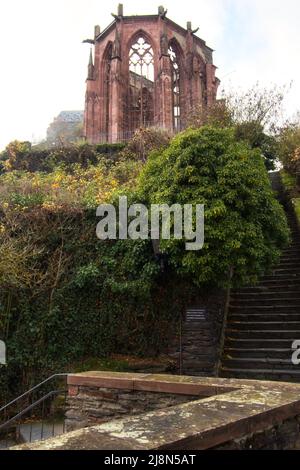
[168,289,227,377]
[212,416,300,450]
[84,9,219,143]
[66,386,199,431]
[15,373,300,450]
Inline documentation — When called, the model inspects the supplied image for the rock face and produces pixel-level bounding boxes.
[66,386,199,431]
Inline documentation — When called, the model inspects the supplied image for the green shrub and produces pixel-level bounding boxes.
[292,198,300,225]
[281,170,297,192]
[138,126,290,288]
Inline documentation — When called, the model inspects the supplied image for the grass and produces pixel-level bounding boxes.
[70,357,132,374]
[68,355,176,374]
[292,198,300,226]
[281,169,297,192]
[280,170,300,226]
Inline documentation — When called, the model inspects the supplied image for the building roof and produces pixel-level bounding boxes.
[56,111,84,123]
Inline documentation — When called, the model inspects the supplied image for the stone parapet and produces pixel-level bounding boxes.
[11,372,300,450]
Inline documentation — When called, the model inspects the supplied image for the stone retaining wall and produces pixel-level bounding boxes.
[12,373,300,450]
[66,386,199,431]
[213,416,300,450]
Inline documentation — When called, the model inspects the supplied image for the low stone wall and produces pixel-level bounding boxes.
[66,386,199,431]
[12,373,300,450]
[213,416,300,450]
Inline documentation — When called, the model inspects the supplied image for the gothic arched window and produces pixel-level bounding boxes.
[128,36,154,134]
[103,43,112,141]
[168,44,181,131]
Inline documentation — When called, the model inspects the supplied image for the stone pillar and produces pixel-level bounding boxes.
[185,26,204,123]
[110,61,123,142]
[184,28,195,125]
[157,55,173,131]
[83,47,96,142]
[84,89,95,143]
[206,64,218,107]
[157,17,173,132]
[110,24,124,143]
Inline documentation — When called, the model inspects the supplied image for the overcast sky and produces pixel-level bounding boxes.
[0,0,299,150]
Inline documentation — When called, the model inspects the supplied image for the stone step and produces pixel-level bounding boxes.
[230,297,300,306]
[222,358,298,370]
[260,276,300,283]
[220,367,300,381]
[259,277,300,283]
[224,338,296,348]
[281,250,300,256]
[219,175,300,382]
[236,286,300,294]
[224,348,294,359]
[229,305,300,313]
[270,267,300,274]
[226,329,300,339]
[229,313,300,322]
[283,242,300,247]
[277,265,300,270]
[227,321,300,331]
[262,273,300,281]
[231,291,300,299]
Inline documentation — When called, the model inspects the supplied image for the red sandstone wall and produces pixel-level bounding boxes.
[84,14,219,144]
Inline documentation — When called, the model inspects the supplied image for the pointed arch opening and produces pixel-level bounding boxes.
[103,42,113,141]
[128,33,155,135]
[168,40,183,132]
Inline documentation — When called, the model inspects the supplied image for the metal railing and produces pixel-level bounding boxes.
[0,373,68,448]
[94,122,186,144]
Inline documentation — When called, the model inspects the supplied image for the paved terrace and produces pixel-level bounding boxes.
[12,371,300,450]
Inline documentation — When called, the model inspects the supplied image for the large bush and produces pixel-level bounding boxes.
[277,124,300,176]
[138,127,290,288]
[0,151,197,400]
[0,140,126,173]
[0,204,195,400]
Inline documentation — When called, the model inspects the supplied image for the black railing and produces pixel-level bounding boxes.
[0,373,68,449]
[95,122,186,144]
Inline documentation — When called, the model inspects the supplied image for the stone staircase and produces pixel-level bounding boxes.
[220,174,300,382]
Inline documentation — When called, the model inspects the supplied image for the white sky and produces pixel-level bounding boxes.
[0,0,299,150]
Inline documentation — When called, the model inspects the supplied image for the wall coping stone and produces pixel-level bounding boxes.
[67,371,237,396]
[12,372,300,450]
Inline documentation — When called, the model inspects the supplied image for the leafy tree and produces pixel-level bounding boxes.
[0,140,32,172]
[47,120,83,146]
[187,83,290,170]
[121,127,171,162]
[277,122,300,176]
[0,141,126,173]
[234,121,278,171]
[225,83,288,132]
[138,127,290,288]
[186,99,233,129]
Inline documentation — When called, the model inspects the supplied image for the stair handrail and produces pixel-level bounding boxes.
[216,266,234,377]
[0,389,66,432]
[0,373,68,415]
